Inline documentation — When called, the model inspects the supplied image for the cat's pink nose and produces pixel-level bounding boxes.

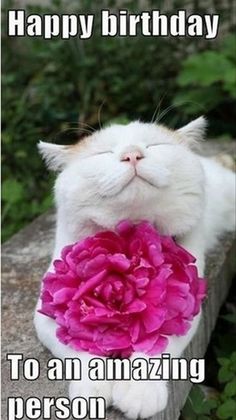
[121,150,144,166]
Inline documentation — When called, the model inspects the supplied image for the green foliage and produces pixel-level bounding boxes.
[182,386,218,419]
[182,378,236,420]
[2,178,53,241]
[2,0,236,240]
[182,302,236,420]
[216,352,236,420]
[173,35,236,133]
[218,354,236,384]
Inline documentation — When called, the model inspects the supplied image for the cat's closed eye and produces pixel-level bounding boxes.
[146,143,173,148]
[94,151,114,156]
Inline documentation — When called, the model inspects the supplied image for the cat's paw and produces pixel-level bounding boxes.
[112,380,168,419]
[69,379,113,406]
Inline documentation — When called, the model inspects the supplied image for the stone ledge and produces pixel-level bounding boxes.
[2,141,236,420]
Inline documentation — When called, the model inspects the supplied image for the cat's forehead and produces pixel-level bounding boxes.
[67,121,179,157]
[91,121,175,146]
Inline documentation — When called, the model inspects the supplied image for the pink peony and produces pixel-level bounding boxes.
[39,221,206,357]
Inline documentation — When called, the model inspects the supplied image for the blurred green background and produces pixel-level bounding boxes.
[2,0,236,242]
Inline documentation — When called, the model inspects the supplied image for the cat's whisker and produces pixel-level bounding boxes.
[54,127,94,140]
[98,100,106,130]
[151,93,167,124]
[61,121,96,133]
[64,120,96,131]
[76,122,96,132]
[156,104,178,123]
[156,100,206,126]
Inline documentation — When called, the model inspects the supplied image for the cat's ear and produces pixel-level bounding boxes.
[177,116,207,147]
[38,141,71,171]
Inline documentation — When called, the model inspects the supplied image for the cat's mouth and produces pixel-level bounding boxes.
[135,174,158,188]
[99,166,169,198]
[119,173,159,193]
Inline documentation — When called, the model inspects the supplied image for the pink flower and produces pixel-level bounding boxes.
[39,221,207,357]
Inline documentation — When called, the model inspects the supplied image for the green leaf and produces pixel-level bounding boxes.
[224,380,236,398]
[204,399,218,411]
[177,51,235,87]
[223,34,236,61]
[2,179,24,204]
[185,386,216,415]
[218,366,234,383]
[181,397,198,420]
[216,399,236,419]
[221,314,236,324]
[230,352,236,365]
[218,358,231,367]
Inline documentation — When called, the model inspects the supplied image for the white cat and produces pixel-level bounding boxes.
[34,117,235,419]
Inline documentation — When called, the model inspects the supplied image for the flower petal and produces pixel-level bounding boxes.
[39,220,207,358]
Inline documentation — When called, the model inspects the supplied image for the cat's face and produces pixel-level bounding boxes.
[39,118,206,237]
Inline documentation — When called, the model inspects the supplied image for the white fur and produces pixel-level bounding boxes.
[34,118,235,419]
